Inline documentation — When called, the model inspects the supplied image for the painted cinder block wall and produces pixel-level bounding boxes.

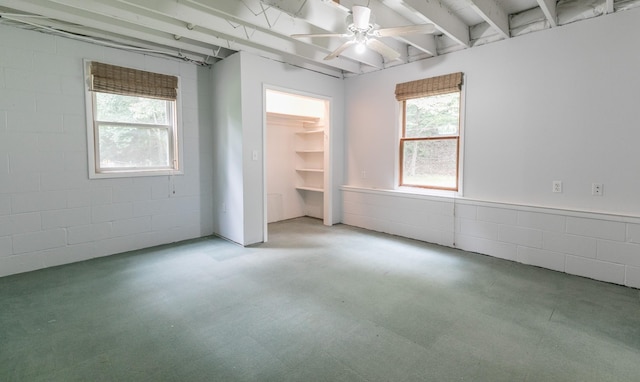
[342,8,640,288]
[343,189,640,288]
[0,25,214,277]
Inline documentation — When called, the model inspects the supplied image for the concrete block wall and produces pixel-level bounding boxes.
[343,187,455,248]
[0,25,214,277]
[342,187,640,289]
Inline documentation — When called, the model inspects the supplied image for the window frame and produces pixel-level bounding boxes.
[399,91,462,191]
[84,60,184,179]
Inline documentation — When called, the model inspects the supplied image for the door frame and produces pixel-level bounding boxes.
[262,84,333,242]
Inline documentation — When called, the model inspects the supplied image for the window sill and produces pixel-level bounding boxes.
[396,186,461,198]
[341,185,462,202]
[341,185,640,223]
[89,169,183,179]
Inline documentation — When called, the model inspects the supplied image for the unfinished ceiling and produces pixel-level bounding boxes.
[0,0,638,78]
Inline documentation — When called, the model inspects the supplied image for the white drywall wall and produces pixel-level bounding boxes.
[0,25,214,277]
[211,53,245,244]
[266,117,305,223]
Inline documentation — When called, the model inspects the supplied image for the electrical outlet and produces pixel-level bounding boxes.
[361,170,367,179]
[222,203,227,213]
[592,183,603,196]
[552,181,562,193]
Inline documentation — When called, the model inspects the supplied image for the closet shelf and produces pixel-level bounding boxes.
[296,186,323,192]
[296,168,324,173]
[266,112,320,125]
[296,130,324,135]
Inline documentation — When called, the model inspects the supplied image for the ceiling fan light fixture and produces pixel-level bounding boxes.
[291,5,434,61]
[353,31,368,54]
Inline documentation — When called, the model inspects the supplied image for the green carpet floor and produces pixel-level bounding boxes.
[2,217,639,381]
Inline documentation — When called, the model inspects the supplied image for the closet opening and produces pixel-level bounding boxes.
[263,87,332,241]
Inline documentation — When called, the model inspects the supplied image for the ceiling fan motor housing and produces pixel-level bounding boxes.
[349,6,374,32]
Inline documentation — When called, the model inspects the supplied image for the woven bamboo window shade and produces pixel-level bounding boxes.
[395,72,463,101]
[90,62,178,100]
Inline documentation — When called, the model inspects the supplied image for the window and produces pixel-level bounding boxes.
[396,72,463,191]
[85,61,182,178]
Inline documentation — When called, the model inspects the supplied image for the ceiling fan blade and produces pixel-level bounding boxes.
[324,40,356,60]
[375,24,436,37]
[352,5,371,30]
[291,33,347,39]
[366,39,401,61]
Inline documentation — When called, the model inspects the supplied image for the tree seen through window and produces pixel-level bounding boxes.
[401,91,460,190]
[95,93,172,169]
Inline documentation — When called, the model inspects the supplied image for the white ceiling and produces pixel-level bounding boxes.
[0,0,637,78]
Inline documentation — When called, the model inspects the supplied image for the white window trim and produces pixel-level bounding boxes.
[395,85,466,198]
[83,59,184,179]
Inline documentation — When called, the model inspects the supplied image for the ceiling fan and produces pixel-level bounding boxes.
[291,5,436,61]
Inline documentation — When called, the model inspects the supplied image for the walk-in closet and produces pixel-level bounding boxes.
[265,89,331,226]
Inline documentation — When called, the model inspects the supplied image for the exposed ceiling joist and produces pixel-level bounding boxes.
[47,0,242,52]
[0,13,226,63]
[124,0,371,71]
[400,0,470,47]
[467,0,510,39]
[185,0,384,68]
[2,0,638,77]
[537,0,558,27]
[606,0,615,13]
[0,0,226,60]
[1,0,350,75]
[398,33,437,56]
[48,0,361,74]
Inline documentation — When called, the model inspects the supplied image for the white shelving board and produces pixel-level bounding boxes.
[295,186,323,192]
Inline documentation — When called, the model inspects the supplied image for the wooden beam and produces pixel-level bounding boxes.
[0,14,225,62]
[537,0,558,27]
[185,0,384,69]
[0,0,226,58]
[605,0,614,14]
[44,0,363,73]
[399,34,437,56]
[4,0,349,76]
[401,0,470,47]
[467,0,510,39]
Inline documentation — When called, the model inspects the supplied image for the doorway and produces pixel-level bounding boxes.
[263,87,332,241]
